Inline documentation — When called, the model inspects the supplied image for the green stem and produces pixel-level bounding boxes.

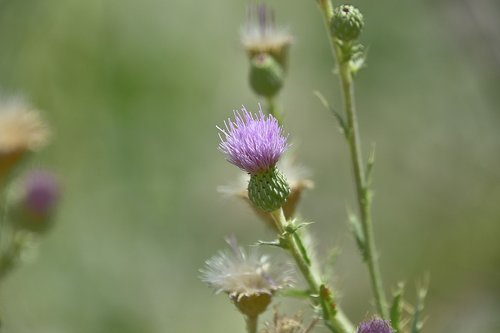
[266,98,283,125]
[270,209,354,333]
[338,56,388,319]
[245,315,258,333]
[316,0,389,319]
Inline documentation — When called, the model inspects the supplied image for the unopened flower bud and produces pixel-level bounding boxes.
[330,5,364,42]
[248,167,290,212]
[249,53,285,99]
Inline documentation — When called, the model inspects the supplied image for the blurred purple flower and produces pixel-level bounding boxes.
[218,105,288,175]
[357,318,394,333]
[23,170,59,217]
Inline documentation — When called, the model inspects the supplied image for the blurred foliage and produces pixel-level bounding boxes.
[0,0,498,332]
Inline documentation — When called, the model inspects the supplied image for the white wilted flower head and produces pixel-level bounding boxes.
[0,97,50,180]
[201,237,294,317]
[241,3,293,70]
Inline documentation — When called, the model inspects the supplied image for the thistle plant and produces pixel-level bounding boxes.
[0,97,60,320]
[202,2,427,333]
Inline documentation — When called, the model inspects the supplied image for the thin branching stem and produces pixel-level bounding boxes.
[315,0,389,319]
[338,58,388,319]
[270,208,354,333]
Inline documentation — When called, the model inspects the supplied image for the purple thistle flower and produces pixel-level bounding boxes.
[23,170,59,217]
[357,318,394,333]
[218,105,288,175]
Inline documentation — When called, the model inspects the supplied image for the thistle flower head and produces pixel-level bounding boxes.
[201,238,293,299]
[201,238,293,317]
[0,98,50,180]
[11,169,60,233]
[357,318,394,333]
[23,170,59,217]
[241,3,293,68]
[218,105,288,175]
[0,98,49,155]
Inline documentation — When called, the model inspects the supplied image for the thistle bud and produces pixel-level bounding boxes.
[248,167,290,212]
[330,5,364,42]
[249,53,285,99]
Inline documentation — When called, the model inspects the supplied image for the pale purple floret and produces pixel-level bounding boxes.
[23,170,59,216]
[218,105,288,175]
[357,318,394,333]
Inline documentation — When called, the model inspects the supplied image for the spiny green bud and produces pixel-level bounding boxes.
[248,167,289,212]
[330,5,364,42]
[249,53,285,99]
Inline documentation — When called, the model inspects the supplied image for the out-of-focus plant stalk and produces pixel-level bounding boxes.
[316,0,389,319]
[246,315,258,333]
[266,98,283,126]
[270,208,354,333]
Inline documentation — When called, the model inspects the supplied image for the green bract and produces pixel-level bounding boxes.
[248,167,289,212]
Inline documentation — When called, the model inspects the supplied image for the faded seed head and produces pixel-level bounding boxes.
[241,3,293,69]
[200,237,294,317]
[0,98,49,179]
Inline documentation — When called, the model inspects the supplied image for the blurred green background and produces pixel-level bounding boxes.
[0,0,499,332]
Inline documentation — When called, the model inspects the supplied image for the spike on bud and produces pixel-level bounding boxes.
[249,53,285,99]
[330,5,364,42]
[248,167,290,212]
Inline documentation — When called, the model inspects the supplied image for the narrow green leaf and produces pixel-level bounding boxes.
[390,282,405,333]
[313,91,348,137]
[257,237,289,249]
[347,209,366,260]
[410,276,429,333]
[278,288,311,299]
[365,143,376,186]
